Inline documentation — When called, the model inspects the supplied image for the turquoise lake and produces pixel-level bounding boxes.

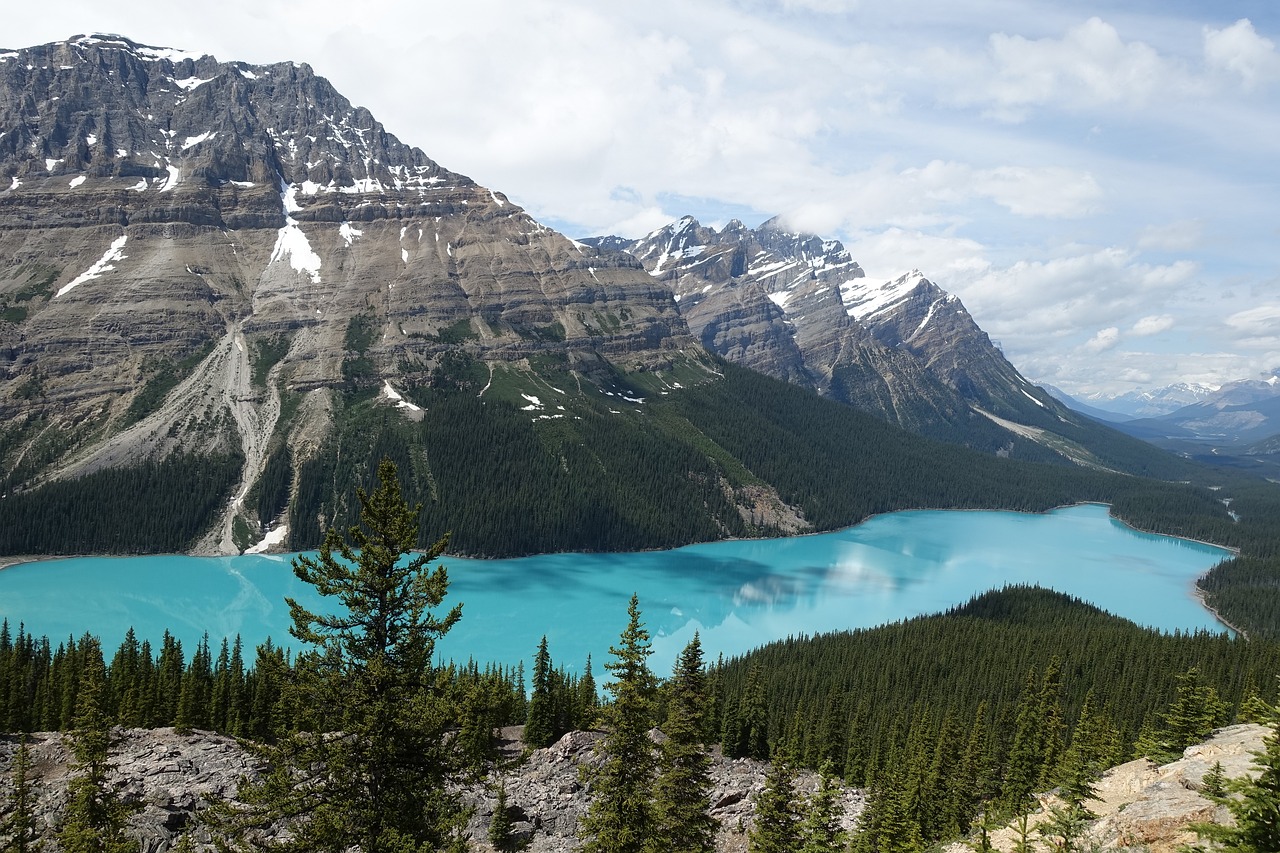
[0,504,1232,675]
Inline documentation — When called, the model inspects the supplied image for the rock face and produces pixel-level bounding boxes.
[955,723,1272,853]
[0,34,701,545]
[0,727,259,853]
[600,217,1084,450]
[0,726,863,852]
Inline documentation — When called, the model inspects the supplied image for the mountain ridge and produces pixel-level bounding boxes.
[0,34,1207,557]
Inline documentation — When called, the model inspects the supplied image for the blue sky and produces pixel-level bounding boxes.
[6,1,1278,395]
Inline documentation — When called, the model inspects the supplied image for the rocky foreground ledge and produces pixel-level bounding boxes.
[0,723,1269,852]
[0,725,863,852]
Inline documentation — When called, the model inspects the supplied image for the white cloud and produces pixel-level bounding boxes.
[1084,327,1121,353]
[900,161,1102,218]
[1131,314,1175,336]
[844,228,990,285]
[1205,19,1280,89]
[1224,305,1280,342]
[942,17,1189,120]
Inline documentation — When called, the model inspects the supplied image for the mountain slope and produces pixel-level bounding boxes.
[0,34,709,551]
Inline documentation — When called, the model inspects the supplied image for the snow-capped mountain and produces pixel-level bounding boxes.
[1081,383,1221,419]
[0,33,702,549]
[591,217,1100,455]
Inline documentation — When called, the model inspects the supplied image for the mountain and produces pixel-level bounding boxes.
[1082,383,1220,419]
[589,217,1183,468]
[1110,374,1280,448]
[0,34,714,551]
[0,36,1201,558]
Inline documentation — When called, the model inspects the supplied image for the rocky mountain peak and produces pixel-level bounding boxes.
[0,33,459,199]
[0,35,700,549]
[614,218,1081,455]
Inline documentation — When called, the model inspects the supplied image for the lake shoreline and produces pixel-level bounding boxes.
[0,504,1237,670]
[1193,585,1248,639]
[0,501,1240,567]
[0,503,1241,641]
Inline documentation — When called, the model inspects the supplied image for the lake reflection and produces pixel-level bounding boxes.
[0,504,1231,675]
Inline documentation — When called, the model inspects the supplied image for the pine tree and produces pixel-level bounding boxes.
[1,735,40,853]
[1037,801,1093,853]
[740,663,770,760]
[649,633,717,853]
[489,783,515,853]
[967,810,998,853]
[1037,657,1066,789]
[175,633,213,733]
[152,632,183,727]
[575,655,599,731]
[213,458,467,853]
[523,636,555,750]
[749,758,801,853]
[1010,811,1035,853]
[853,760,923,853]
[1163,668,1226,752]
[458,678,498,768]
[56,638,135,853]
[579,594,657,853]
[1202,760,1227,799]
[799,761,847,853]
[108,628,143,729]
[1003,665,1044,810]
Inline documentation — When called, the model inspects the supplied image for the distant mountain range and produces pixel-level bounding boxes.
[1048,383,1222,420]
[1045,375,1280,460]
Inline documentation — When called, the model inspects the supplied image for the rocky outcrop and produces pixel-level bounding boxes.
[0,727,259,852]
[3,723,1269,852]
[466,727,862,853]
[0,725,862,852]
[947,723,1272,853]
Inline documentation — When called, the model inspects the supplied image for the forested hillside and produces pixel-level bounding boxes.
[283,362,1231,556]
[710,585,1280,849]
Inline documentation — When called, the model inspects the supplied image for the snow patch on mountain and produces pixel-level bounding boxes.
[270,187,321,283]
[339,222,363,246]
[56,235,128,297]
[841,270,927,322]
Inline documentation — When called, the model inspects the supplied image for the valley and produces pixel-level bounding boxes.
[0,31,1278,853]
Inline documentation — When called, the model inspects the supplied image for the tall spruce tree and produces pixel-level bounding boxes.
[214,458,467,852]
[56,637,134,853]
[799,761,847,853]
[749,758,802,853]
[575,655,599,730]
[579,594,656,853]
[650,633,717,853]
[488,783,515,853]
[523,636,555,750]
[1,735,40,853]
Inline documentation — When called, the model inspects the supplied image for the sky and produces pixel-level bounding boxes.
[6,1,1279,396]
